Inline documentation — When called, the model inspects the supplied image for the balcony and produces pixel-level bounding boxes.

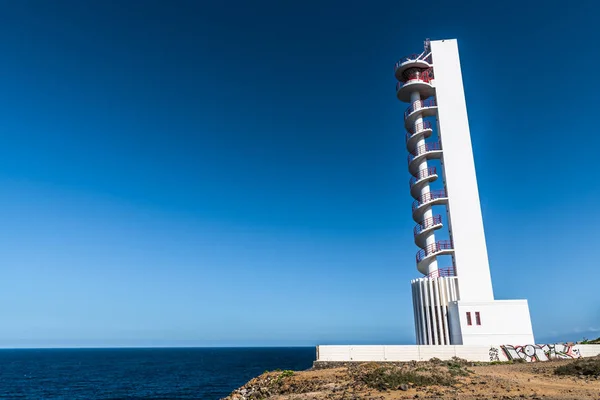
[394,53,433,81]
[396,68,435,102]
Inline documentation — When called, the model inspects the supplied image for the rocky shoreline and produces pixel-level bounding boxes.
[222,356,600,400]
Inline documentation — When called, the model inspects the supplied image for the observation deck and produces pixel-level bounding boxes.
[396,68,435,102]
[394,53,432,81]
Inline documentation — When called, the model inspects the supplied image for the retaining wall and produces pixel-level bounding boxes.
[316,344,600,363]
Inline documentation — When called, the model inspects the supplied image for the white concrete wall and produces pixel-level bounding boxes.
[430,39,494,302]
[579,344,600,357]
[451,300,535,345]
[317,345,494,362]
[316,344,600,363]
[411,276,459,345]
[447,301,463,344]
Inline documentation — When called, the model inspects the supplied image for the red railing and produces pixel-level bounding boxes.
[408,141,442,163]
[394,54,433,71]
[396,68,434,90]
[405,121,433,144]
[406,120,432,136]
[414,215,443,236]
[427,266,456,278]
[409,167,437,188]
[404,98,437,119]
[403,68,434,82]
[412,189,447,211]
[416,240,453,263]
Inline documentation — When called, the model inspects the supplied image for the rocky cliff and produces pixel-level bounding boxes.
[222,356,600,400]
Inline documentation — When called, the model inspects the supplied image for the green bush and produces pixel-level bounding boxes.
[275,369,295,383]
[581,337,600,344]
[280,370,294,378]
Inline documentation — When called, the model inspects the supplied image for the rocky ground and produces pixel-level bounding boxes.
[222,357,600,400]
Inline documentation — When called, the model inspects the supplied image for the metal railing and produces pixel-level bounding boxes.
[406,120,432,137]
[394,54,433,71]
[409,167,437,188]
[404,98,437,119]
[412,189,447,211]
[395,54,421,70]
[416,240,453,263]
[396,68,434,90]
[427,266,456,278]
[414,214,443,236]
[408,141,442,163]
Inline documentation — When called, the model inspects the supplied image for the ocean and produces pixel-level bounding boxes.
[0,347,315,399]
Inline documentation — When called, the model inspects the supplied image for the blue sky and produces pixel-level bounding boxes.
[0,0,598,347]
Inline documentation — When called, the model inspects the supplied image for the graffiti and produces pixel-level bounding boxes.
[500,344,581,362]
[489,347,500,362]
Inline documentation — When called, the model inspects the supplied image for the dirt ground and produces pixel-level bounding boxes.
[223,358,600,400]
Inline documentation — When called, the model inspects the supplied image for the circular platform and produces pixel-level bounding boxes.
[396,80,435,103]
[394,56,432,82]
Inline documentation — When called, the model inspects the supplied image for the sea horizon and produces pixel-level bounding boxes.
[0,346,316,398]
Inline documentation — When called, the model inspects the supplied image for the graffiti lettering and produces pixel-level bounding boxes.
[489,347,499,362]
[500,344,581,362]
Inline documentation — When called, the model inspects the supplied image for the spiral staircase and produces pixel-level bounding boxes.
[395,51,454,277]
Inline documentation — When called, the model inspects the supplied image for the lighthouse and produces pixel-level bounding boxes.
[395,39,535,345]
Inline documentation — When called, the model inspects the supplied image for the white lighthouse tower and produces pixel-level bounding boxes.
[395,39,535,345]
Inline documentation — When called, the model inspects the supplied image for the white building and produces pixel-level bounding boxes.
[395,39,534,345]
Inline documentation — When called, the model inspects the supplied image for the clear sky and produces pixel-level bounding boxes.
[0,0,598,348]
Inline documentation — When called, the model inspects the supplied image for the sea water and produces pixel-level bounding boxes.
[0,347,315,399]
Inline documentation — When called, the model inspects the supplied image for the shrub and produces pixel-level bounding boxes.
[280,370,294,378]
[581,337,600,344]
[446,361,471,376]
[555,358,600,377]
[275,369,295,383]
[359,366,455,390]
